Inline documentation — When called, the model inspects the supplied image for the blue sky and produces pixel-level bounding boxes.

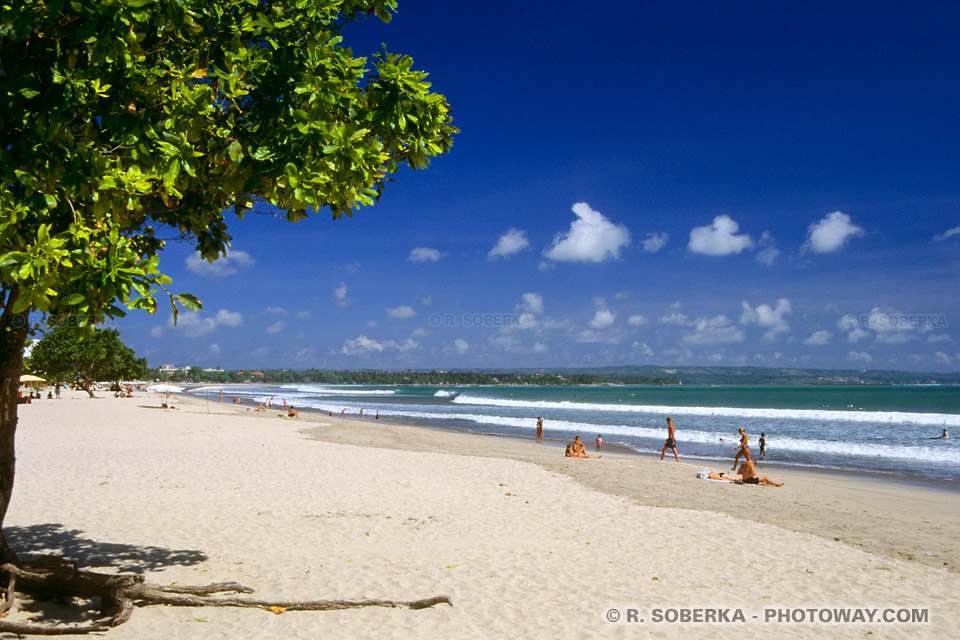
[116,0,960,372]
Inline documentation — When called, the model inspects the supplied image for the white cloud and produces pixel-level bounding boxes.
[386,305,417,319]
[543,202,631,263]
[803,330,832,346]
[589,309,616,329]
[517,293,544,315]
[168,309,242,338]
[208,343,221,355]
[642,232,668,253]
[454,338,469,354]
[688,215,753,256]
[185,249,255,278]
[295,311,311,319]
[341,335,418,355]
[334,282,351,307]
[265,306,289,315]
[683,315,745,345]
[848,350,873,364]
[488,229,530,260]
[847,327,869,343]
[632,341,654,357]
[803,211,864,253]
[409,247,446,262]
[934,226,960,241]
[935,351,952,365]
[532,342,549,354]
[755,231,780,266]
[265,320,286,335]
[628,314,649,327]
[659,311,689,325]
[740,298,791,341]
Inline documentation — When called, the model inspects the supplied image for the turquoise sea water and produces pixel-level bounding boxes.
[205,384,960,485]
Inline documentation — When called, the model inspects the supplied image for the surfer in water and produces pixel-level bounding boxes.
[930,429,949,439]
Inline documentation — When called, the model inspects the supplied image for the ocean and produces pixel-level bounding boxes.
[202,384,960,486]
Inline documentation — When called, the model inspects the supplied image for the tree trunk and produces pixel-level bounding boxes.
[0,289,29,566]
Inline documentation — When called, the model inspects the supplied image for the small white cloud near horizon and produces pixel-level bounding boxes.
[802,211,864,253]
[341,335,418,356]
[642,232,668,253]
[208,343,221,355]
[265,320,286,335]
[409,247,446,262]
[849,350,873,364]
[516,293,544,315]
[683,315,745,345]
[589,309,616,330]
[628,314,649,327]
[385,305,417,319]
[543,202,631,263]
[488,228,530,260]
[803,330,833,346]
[185,249,255,279]
[688,215,753,256]
[933,226,960,241]
[167,309,242,338]
[333,282,351,307]
[740,298,791,341]
[454,338,469,354]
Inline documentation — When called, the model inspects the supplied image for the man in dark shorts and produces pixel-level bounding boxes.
[660,417,679,462]
[758,432,766,459]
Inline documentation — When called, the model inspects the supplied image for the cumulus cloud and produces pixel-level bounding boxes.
[659,311,689,326]
[755,231,780,266]
[208,343,221,355]
[488,228,530,260]
[516,293,544,315]
[168,309,242,338]
[847,327,869,343]
[632,341,655,357]
[385,305,417,319]
[934,226,960,241]
[185,249,255,278]
[803,330,832,346]
[740,298,791,341]
[683,315,745,345]
[409,247,446,262]
[341,335,418,355]
[543,202,631,263]
[642,232,668,253]
[688,215,753,256]
[334,282,352,307]
[265,320,286,335]
[802,211,864,253]
[589,309,616,330]
[848,350,873,364]
[295,311,311,319]
[628,314,649,327]
[454,338,469,354]
[265,306,289,315]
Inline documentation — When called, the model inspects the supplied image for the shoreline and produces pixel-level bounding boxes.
[201,393,960,574]
[219,391,960,494]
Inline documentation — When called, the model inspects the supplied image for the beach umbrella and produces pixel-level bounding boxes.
[146,384,184,409]
[189,385,223,413]
[19,374,45,387]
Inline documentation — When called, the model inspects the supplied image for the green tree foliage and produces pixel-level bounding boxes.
[0,0,457,325]
[26,327,148,391]
[0,0,456,561]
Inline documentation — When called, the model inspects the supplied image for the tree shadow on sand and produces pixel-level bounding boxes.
[4,523,207,574]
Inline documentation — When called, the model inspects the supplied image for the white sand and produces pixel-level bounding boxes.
[4,392,958,639]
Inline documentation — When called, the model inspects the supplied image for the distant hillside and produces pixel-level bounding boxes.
[511,365,960,386]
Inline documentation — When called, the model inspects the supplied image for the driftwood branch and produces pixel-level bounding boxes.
[0,558,451,635]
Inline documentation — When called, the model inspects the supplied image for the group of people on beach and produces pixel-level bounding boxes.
[659,417,782,486]
[564,436,601,458]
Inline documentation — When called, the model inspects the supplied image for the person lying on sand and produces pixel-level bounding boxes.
[713,460,782,486]
[565,442,601,458]
[254,403,266,412]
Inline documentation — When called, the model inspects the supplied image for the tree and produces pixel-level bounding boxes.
[0,0,456,631]
[26,326,148,394]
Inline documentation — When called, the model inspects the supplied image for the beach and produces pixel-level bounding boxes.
[4,391,958,638]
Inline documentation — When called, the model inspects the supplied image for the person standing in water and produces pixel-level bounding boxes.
[758,432,767,459]
[536,417,544,444]
[660,417,679,462]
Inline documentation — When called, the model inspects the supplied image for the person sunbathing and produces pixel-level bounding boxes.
[712,460,782,486]
[565,441,601,458]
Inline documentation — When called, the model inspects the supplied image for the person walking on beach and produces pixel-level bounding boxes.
[758,432,766,459]
[536,417,544,444]
[731,427,751,471]
[596,434,602,452]
[660,417,679,462]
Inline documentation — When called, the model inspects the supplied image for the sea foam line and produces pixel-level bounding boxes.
[451,395,960,426]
